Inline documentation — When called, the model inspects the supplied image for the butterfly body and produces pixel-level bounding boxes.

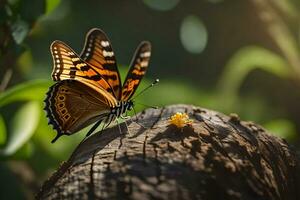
[44,28,151,143]
[105,100,133,125]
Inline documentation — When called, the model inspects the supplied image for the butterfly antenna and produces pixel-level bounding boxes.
[132,79,159,100]
[131,106,148,129]
[135,102,158,109]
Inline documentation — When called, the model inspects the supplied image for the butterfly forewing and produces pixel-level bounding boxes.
[121,41,151,101]
[80,28,122,99]
[50,40,117,107]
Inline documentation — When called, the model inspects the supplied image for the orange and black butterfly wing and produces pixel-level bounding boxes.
[47,41,118,141]
[44,80,112,143]
[80,28,122,99]
[121,41,151,101]
[50,40,117,106]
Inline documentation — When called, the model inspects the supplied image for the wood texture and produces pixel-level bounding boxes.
[36,104,300,200]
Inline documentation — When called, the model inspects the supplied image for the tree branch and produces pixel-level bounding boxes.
[36,104,300,200]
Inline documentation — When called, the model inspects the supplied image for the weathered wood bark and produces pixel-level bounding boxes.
[36,104,300,200]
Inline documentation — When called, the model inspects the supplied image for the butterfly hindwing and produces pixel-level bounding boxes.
[44,80,114,143]
[80,28,122,99]
[121,41,151,101]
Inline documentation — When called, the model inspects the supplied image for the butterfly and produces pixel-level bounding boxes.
[44,28,154,143]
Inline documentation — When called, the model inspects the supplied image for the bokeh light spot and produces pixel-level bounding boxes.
[143,0,180,11]
[180,15,208,54]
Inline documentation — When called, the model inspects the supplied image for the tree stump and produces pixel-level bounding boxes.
[36,104,300,200]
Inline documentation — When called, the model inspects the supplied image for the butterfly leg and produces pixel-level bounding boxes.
[127,114,147,129]
[131,108,147,128]
[115,118,124,135]
[120,114,133,134]
[124,119,132,135]
[85,119,103,138]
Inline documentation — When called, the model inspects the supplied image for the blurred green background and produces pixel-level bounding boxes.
[1,0,300,198]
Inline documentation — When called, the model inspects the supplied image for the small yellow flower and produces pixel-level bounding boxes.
[169,112,193,128]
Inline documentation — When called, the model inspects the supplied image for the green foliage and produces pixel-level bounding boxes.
[10,142,33,159]
[46,0,61,14]
[33,114,85,161]
[138,78,216,109]
[218,46,292,111]
[264,119,298,141]
[0,80,51,158]
[1,101,40,157]
[17,50,33,74]
[0,79,52,107]
[0,115,6,146]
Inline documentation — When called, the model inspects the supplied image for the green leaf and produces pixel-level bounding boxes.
[46,0,61,14]
[0,115,6,146]
[217,46,292,111]
[33,113,86,161]
[9,142,33,160]
[0,79,52,107]
[264,119,298,141]
[1,101,40,156]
